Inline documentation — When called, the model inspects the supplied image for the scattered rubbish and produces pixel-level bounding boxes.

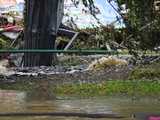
[0,59,15,76]
[87,56,128,70]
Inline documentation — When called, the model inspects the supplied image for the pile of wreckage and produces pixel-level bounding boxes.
[0,14,23,46]
[0,0,159,69]
[0,0,23,48]
[0,0,23,67]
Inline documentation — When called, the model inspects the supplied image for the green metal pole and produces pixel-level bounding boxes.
[0,49,116,54]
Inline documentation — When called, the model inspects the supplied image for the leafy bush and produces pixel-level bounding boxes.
[0,37,10,49]
[54,80,160,97]
[129,62,160,79]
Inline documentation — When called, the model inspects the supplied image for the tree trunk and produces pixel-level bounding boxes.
[24,0,64,67]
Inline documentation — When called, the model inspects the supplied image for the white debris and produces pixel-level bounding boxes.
[87,56,128,70]
[0,59,9,74]
[16,72,38,76]
[0,59,15,76]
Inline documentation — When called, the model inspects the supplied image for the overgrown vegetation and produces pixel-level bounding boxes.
[0,80,160,98]
[0,36,11,49]
[0,0,160,98]
[54,80,160,97]
[0,62,160,98]
[129,62,160,80]
[116,0,160,51]
[1,0,160,55]
[71,26,126,51]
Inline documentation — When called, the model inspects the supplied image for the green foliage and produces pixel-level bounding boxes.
[78,0,160,53]
[129,62,160,79]
[22,0,160,52]
[131,68,160,80]
[54,80,160,97]
[0,36,11,49]
[78,0,160,54]
[1,79,160,98]
[0,81,36,92]
[72,26,125,50]
[116,0,160,50]
[0,38,7,47]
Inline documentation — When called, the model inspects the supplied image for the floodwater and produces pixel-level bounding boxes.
[0,90,160,120]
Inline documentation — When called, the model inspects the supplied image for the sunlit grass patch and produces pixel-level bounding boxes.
[54,80,160,97]
[0,80,160,98]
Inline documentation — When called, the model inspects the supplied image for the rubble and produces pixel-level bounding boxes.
[0,59,15,76]
[87,56,128,71]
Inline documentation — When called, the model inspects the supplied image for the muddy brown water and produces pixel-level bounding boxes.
[0,90,160,120]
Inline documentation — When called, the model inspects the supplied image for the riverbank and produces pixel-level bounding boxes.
[0,57,159,98]
[53,61,160,97]
[0,79,160,99]
[54,80,160,98]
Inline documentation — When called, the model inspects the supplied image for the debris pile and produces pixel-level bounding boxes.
[0,59,15,76]
[87,56,128,71]
[0,59,9,73]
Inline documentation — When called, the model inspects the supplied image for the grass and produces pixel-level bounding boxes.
[0,80,160,98]
[129,62,160,79]
[0,62,160,98]
[0,81,37,92]
[54,80,160,97]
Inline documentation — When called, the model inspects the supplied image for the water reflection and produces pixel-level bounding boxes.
[0,90,160,120]
[0,90,26,112]
[26,101,57,112]
[27,79,55,101]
